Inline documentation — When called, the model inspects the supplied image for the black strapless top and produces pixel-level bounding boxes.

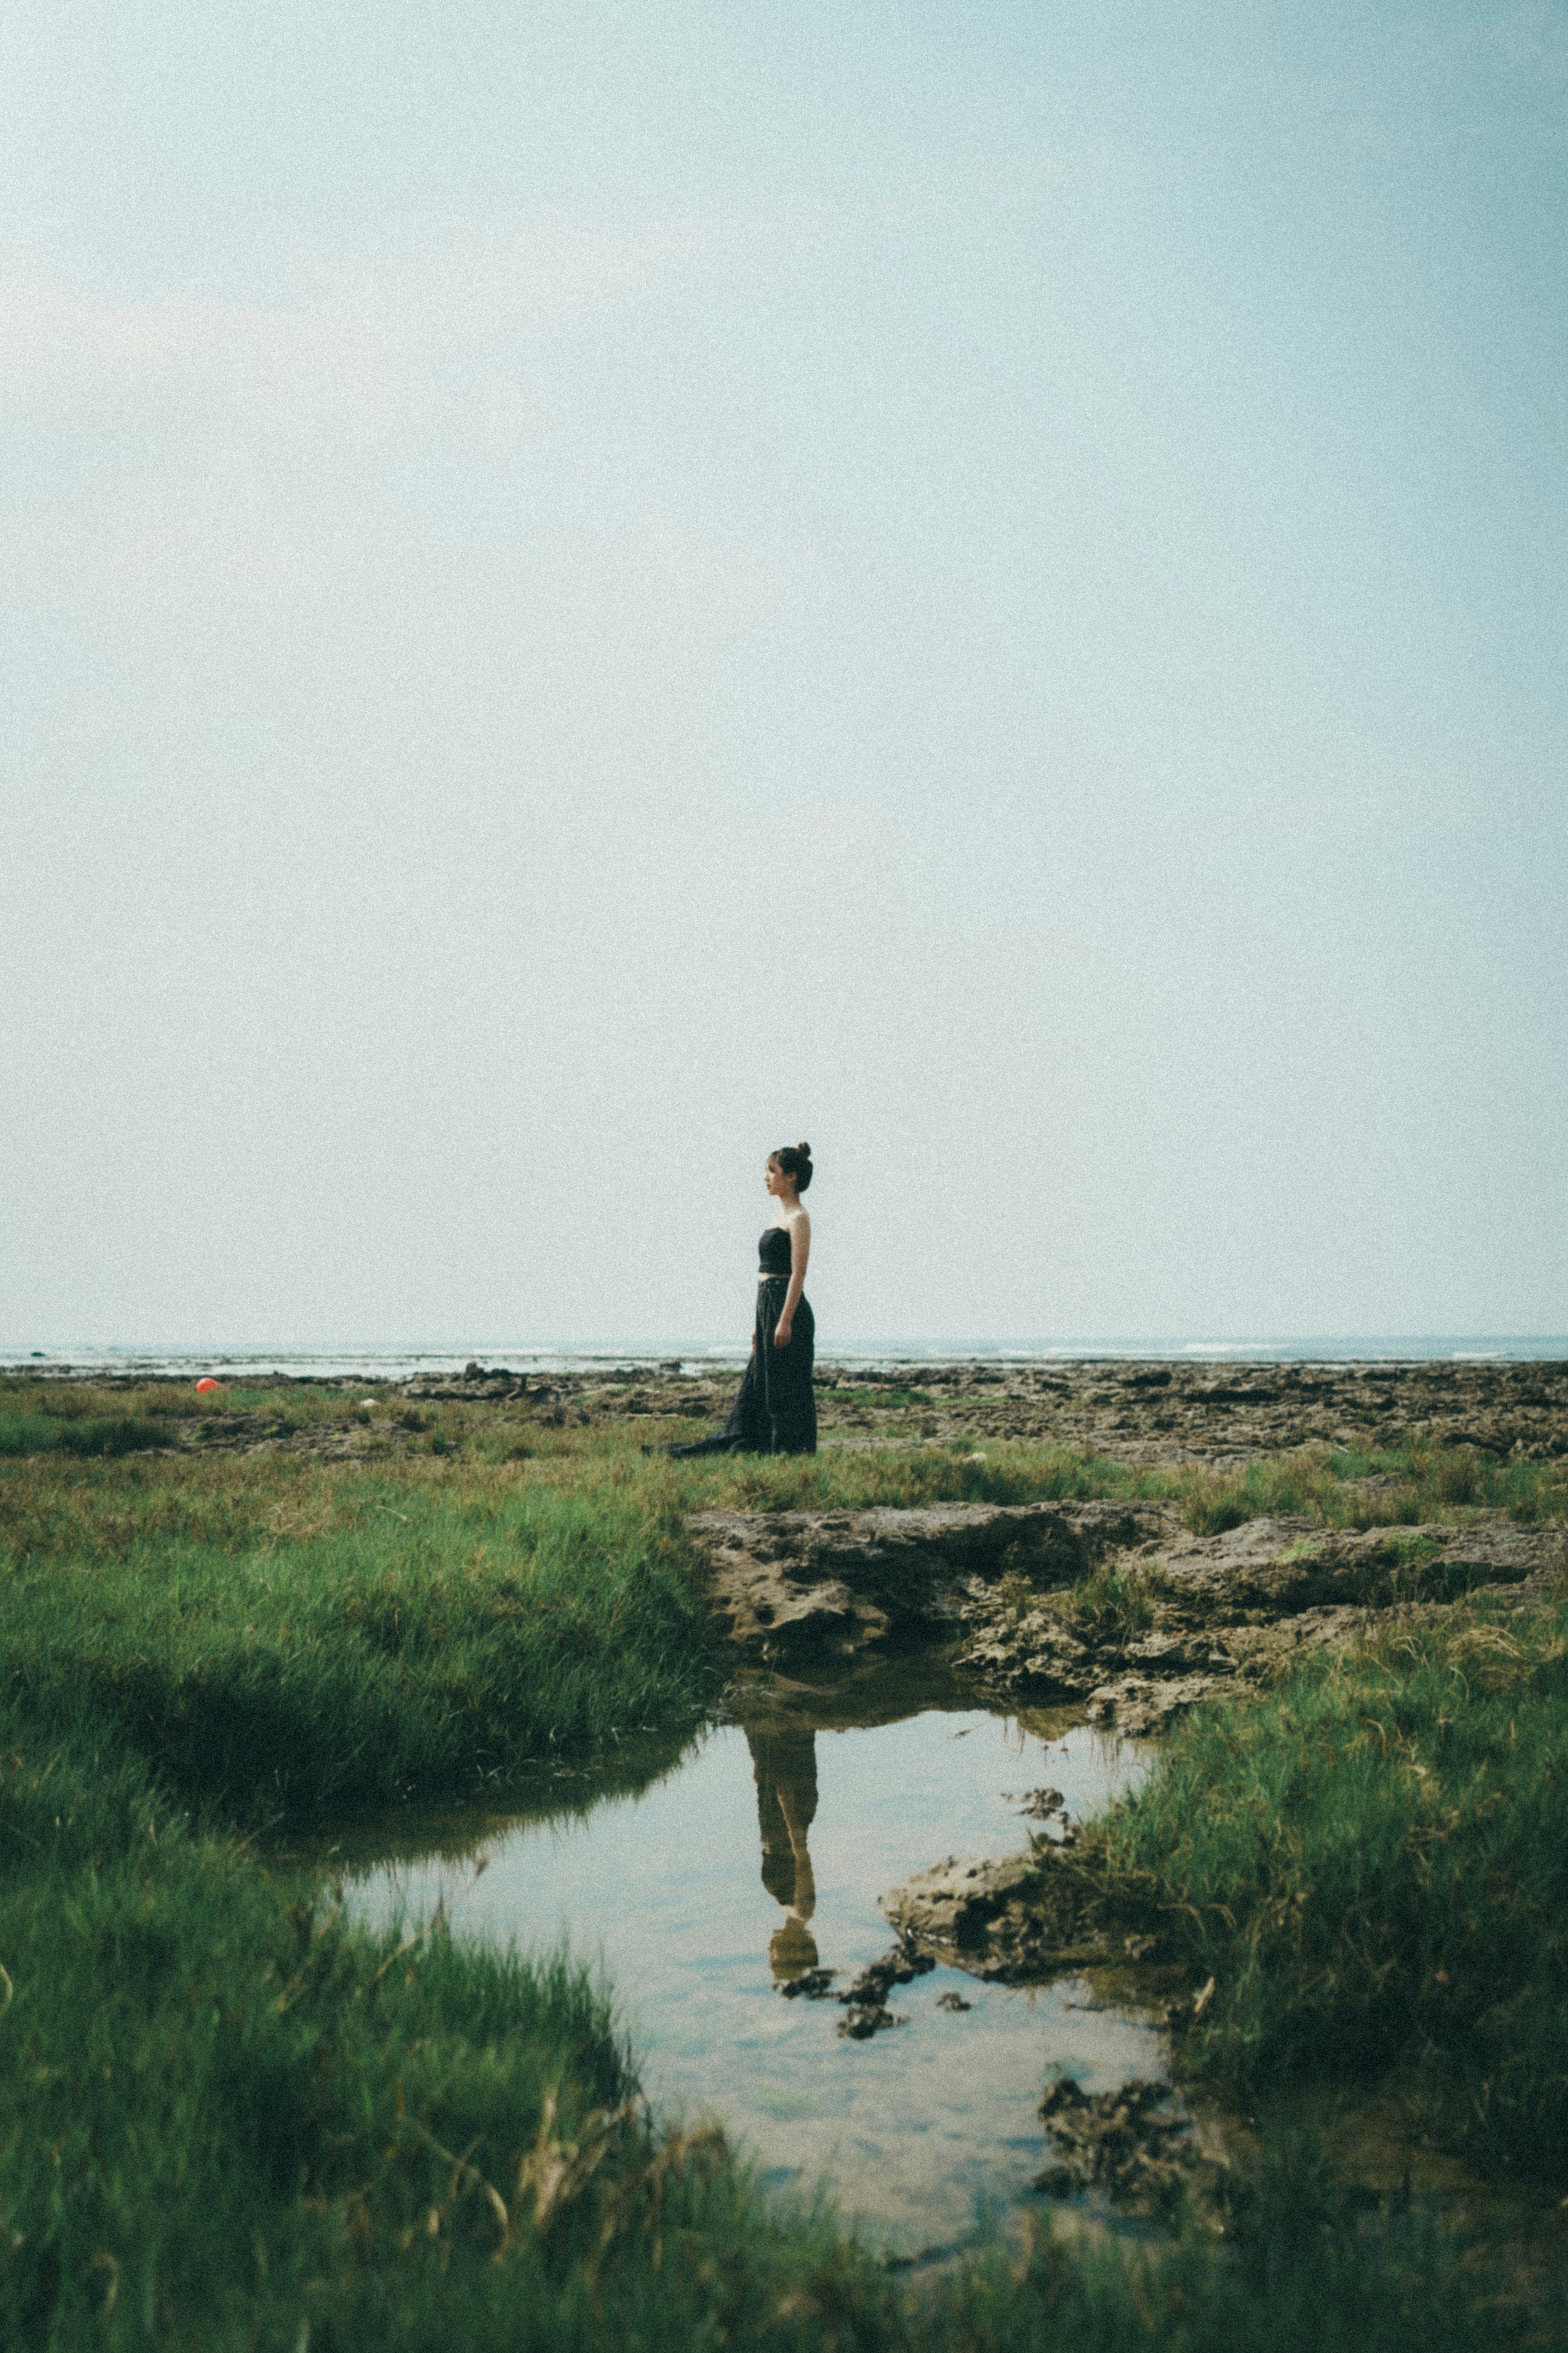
[758,1227,793,1278]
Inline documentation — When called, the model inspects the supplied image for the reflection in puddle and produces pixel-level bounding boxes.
[325,1656,1156,2253]
[750,1725,821,1981]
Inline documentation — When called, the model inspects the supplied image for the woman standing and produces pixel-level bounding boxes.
[664,1144,817,1456]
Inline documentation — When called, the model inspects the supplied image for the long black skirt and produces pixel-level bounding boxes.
[666,1279,817,1456]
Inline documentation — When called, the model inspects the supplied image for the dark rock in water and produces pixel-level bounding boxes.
[1009,1787,1066,1817]
[822,1942,934,2040]
[837,2004,907,2041]
[1034,2076,1224,2218]
[878,1851,1105,1981]
[837,1945,936,2009]
[777,1967,838,2000]
[935,1990,973,2012]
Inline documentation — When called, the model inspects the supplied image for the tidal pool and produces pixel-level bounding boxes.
[328,1657,1157,2255]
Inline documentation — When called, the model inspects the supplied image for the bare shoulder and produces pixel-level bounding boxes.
[789,1207,811,1239]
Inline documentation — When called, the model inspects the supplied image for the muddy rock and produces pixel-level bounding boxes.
[839,1945,936,2007]
[688,1500,1168,1665]
[1035,2077,1223,2217]
[878,1854,1038,1949]
[879,1850,1110,1980]
[777,1968,838,2001]
[1009,1787,1066,1818]
[831,1942,935,2039]
[954,1514,1568,1727]
[838,2003,906,2040]
[1084,1673,1234,1735]
[1156,1517,1565,1619]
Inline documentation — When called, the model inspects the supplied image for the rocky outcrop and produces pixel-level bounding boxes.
[687,1500,1169,1667]
[954,1517,1567,1732]
[1154,1515,1564,1615]
[878,1851,1117,1980]
[401,1367,553,1402]
[692,1498,1564,1722]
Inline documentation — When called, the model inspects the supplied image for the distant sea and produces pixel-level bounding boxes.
[6,1338,1567,1381]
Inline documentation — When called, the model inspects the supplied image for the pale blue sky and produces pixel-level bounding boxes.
[3,2,1565,1347]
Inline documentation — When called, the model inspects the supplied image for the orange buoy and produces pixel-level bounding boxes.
[195,1377,224,1393]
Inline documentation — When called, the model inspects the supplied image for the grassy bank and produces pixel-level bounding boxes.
[0,1426,1510,1828]
[1063,1598,1568,2181]
[1,1395,1564,1838]
[0,1448,714,1825]
[3,1387,1562,1836]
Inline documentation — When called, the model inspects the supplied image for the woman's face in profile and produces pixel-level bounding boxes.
[764,1155,785,1198]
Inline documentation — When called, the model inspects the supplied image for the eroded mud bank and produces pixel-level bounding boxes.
[693,1497,1565,1730]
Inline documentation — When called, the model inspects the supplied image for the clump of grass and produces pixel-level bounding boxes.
[0,1410,165,1459]
[1375,1531,1443,1563]
[1056,1559,1167,1645]
[0,1714,622,2342]
[1435,1449,1483,1506]
[1089,1597,1568,2178]
[1176,1438,1568,1536]
[832,1384,933,1413]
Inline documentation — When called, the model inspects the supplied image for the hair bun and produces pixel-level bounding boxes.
[797,1141,811,1157]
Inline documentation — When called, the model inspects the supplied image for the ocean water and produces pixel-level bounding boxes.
[5,1337,1566,1380]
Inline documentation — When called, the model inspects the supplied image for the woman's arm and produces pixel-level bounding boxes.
[774,1214,811,1347]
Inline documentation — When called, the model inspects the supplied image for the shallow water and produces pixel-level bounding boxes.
[328,1657,1156,2255]
[12,1335,1568,1379]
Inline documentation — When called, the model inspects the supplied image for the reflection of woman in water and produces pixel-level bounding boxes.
[746,1726,819,1979]
[664,1145,817,1458]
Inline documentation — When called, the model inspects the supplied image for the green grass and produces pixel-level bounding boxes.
[1175,1438,1567,1534]
[1054,1560,1167,1645]
[0,1459,713,1826]
[0,1412,167,1459]
[1076,1599,1568,2179]
[829,1385,935,1412]
[663,1437,1166,1512]
[0,1695,633,2346]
